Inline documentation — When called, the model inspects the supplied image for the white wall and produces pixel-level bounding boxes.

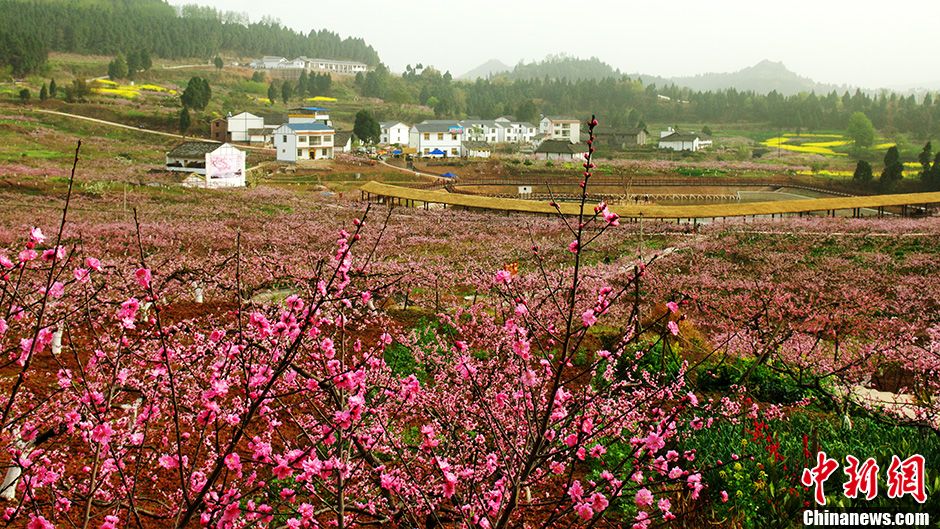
[381,124,410,145]
[228,113,264,143]
[205,144,246,188]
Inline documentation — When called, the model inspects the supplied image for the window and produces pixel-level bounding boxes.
[451,148,458,155]
[297,149,303,157]
[424,133,430,140]
[424,148,430,154]
[451,134,458,141]
[437,133,444,141]
[322,149,328,157]
[298,136,307,144]
[324,135,332,142]
[282,135,288,142]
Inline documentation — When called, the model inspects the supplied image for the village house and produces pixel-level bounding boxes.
[302,57,369,75]
[596,127,649,149]
[334,131,353,153]
[410,121,464,157]
[273,123,335,162]
[534,139,588,161]
[380,121,410,145]
[658,128,707,152]
[288,107,332,126]
[210,118,228,143]
[539,116,581,143]
[495,117,538,144]
[165,142,246,188]
[462,141,492,158]
[227,112,265,143]
[460,120,501,144]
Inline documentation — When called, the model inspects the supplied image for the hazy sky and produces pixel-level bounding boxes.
[167,0,939,88]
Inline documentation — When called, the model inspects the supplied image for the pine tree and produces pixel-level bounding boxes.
[880,146,904,188]
[297,70,308,98]
[852,160,873,183]
[18,88,30,102]
[267,82,278,105]
[179,107,191,136]
[126,50,141,79]
[214,56,224,70]
[281,82,293,104]
[918,141,932,181]
[181,77,211,110]
[49,79,57,98]
[108,54,128,80]
[39,84,47,101]
[928,152,940,191]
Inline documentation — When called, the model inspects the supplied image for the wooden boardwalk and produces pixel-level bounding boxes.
[359,182,940,220]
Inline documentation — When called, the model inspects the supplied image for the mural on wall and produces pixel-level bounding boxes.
[206,151,245,180]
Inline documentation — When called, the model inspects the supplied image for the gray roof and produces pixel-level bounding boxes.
[334,131,353,145]
[659,132,700,142]
[167,141,223,158]
[545,116,579,122]
[460,120,499,127]
[414,121,463,133]
[247,128,271,135]
[535,140,588,154]
[380,121,406,128]
[462,141,492,150]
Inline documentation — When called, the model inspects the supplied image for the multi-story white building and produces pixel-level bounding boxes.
[410,121,464,157]
[287,107,332,126]
[380,121,410,145]
[495,117,538,144]
[273,123,335,162]
[251,56,368,75]
[539,116,581,143]
[460,120,501,144]
[226,112,265,143]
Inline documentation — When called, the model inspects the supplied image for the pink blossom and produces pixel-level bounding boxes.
[74,268,90,283]
[666,301,679,314]
[667,320,679,336]
[568,240,580,253]
[30,227,45,245]
[658,498,672,512]
[85,257,102,271]
[635,488,654,508]
[494,269,512,284]
[582,309,597,327]
[720,490,729,503]
[224,452,242,472]
[575,502,594,520]
[0,254,13,269]
[643,432,665,453]
[27,515,53,529]
[135,268,151,289]
[91,422,113,445]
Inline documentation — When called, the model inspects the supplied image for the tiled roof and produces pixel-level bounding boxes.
[167,141,222,158]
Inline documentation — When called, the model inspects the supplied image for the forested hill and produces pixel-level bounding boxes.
[503,56,621,81]
[0,0,380,75]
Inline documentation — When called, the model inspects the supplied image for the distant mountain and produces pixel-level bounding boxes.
[506,55,620,81]
[459,59,511,80]
[635,60,850,96]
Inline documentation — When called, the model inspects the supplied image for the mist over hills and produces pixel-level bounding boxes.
[460,56,863,95]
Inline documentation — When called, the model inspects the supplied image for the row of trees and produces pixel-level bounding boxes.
[853,142,940,190]
[265,72,333,105]
[107,49,154,80]
[354,63,940,138]
[0,0,380,75]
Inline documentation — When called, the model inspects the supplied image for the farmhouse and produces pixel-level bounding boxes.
[210,118,227,143]
[534,139,588,161]
[288,107,332,126]
[462,141,492,158]
[410,121,464,157]
[334,131,353,153]
[165,142,246,188]
[658,128,705,152]
[461,120,501,144]
[539,116,581,143]
[274,123,335,162]
[380,121,410,145]
[596,127,649,149]
[227,112,265,143]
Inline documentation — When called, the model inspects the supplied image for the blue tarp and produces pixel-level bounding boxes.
[392,149,403,155]
[442,172,457,178]
[429,149,446,155]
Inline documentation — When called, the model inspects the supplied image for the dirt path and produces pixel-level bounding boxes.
[377,159,449,182]
[33,108,274,153]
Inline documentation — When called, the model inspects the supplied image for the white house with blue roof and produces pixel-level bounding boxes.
[273,122,335,162]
